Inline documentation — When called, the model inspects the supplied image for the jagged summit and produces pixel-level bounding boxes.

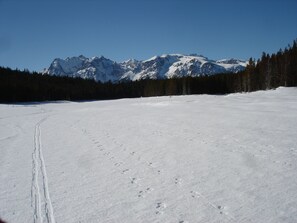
[43,54,247,83]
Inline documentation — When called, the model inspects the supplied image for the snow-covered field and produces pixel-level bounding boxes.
[1,87,297,223]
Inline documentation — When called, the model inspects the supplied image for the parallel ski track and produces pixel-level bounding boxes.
[31,117,55,223]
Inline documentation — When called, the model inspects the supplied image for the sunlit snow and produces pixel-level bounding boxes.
[1,88,297,223]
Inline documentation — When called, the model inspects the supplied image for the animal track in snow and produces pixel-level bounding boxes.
[114,162,122,167]
[138,190,143,197]
[190,190,199,198]
[122,169,130,174]
[174,177,182,185]
[190,190,235,221]
[130,177,137,184]
[137,187,152,198]
[155,202,166,215]
[217,205,224,214]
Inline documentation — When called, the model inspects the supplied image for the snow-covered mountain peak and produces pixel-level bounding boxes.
[217,58,247,65]
[44,54,247,83]
[122,58,140,64]
[143,55,159,62]
[78,54,86,59]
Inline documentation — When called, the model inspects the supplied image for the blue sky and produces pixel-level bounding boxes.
[1,0,297,71]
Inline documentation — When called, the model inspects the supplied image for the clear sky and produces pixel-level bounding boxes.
[1,0,297,72]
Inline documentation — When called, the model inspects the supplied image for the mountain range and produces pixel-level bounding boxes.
[43,54,247,83]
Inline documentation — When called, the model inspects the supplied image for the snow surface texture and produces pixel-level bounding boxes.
[43,54,247,83]
[1,87,297,223]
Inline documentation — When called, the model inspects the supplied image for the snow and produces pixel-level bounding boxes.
[1,87,297,223]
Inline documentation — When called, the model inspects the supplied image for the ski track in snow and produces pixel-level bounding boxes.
[31,117,55,223]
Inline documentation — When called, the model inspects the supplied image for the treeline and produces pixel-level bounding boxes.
[238,39,297,92]
[0,67,233,102]
[0,40,296,103]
